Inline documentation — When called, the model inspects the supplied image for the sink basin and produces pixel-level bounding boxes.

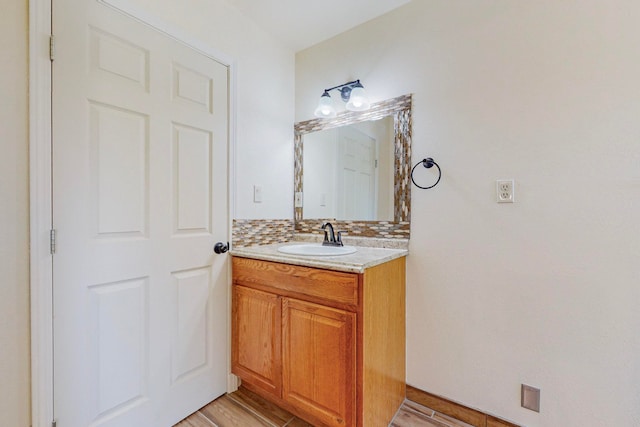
[277,244,357,256]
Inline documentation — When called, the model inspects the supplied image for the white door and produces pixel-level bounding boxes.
[336,126,377,220]
[52,1,229,426]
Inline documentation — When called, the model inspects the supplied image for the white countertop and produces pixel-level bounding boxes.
[230,242,408,273]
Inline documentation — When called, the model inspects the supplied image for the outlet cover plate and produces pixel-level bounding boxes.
[496,179,515,203]
[253,185,263,203]
[521,384,540,412]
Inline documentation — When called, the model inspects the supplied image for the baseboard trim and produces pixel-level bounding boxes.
[406,385,522,427]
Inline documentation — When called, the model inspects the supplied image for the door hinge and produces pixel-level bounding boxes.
[49,35,55,61]
[50,229,57,255]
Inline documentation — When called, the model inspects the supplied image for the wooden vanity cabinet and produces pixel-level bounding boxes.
[232,285,282,396]
[231,256,406,427]
[283,297,356,426]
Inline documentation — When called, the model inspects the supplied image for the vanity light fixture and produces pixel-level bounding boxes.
[313,80,371,118]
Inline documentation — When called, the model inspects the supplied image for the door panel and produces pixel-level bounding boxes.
[282,298,356,427]
[89,27,150,92]
[171,267,211,383]
[89,277,148,415]
[53,1,229,426]
[90,102,149,237]
[172,124,212,234]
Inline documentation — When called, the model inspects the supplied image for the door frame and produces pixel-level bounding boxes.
[29,1,237,425]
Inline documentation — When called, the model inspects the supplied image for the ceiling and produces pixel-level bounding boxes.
[225,0,412,52]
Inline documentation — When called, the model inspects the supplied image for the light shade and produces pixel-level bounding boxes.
[314,92,337,118]
[345,83,370,111]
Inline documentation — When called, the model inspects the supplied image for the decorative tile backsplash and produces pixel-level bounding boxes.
[232,218,410,249]
[232,219,295,248]
[295,219,410,239]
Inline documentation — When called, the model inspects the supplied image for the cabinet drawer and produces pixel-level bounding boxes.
[232,257,359,307]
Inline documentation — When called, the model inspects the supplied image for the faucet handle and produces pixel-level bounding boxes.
[336,231,347,246]
[317,227,330,242]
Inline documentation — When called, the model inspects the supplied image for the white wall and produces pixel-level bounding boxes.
[127,0,295,220]
[0,1,31,425]
[303,128,338,218]
[297,1,640,425]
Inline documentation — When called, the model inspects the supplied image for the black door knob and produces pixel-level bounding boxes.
[214,242,229,254]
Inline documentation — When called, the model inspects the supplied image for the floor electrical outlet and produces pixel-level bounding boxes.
[521,384,541,412]
[496,179,514,203]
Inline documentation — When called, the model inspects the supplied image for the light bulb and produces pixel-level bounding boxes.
[345,85,370,112]
[314,92,337,118]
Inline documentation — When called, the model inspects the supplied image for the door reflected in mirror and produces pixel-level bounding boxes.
[303,116,394,221]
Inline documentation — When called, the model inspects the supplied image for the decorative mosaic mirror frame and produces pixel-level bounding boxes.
[294,94,412,239]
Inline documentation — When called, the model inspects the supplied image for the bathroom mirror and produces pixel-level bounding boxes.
[294,94,412,239]
[302,116,395,221]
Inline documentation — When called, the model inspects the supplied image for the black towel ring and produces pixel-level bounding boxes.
[411,158,441,189]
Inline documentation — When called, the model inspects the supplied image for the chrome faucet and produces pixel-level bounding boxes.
[321,222,344,247]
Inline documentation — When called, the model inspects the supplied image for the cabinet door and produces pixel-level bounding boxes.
[282,298,356,427]
[232,285,282,397]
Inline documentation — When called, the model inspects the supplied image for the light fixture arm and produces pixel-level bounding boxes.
[314,79,370,118]
[321,80,362,102]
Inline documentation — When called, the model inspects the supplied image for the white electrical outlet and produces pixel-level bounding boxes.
[294,192,303,208]
[496,179,514,203]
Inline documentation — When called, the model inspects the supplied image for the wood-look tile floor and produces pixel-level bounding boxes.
[174,386,473,427]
